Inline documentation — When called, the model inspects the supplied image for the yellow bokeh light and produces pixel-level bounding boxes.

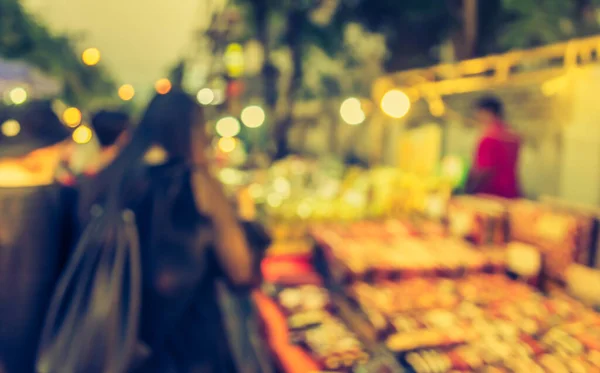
[9,87,27,105]
[197,88,215,105]
[118,84,135,101]
[82,48,101,66]
[1,119,20,137]
[241,105,265,128]
[218,137,236,153]
[381,89,411,119]
[340,97,366,125]
[155,78,172,95]
[72,125,93,144]
[63,107,82,128]
[224,43,245,78]
[216,116,241,138]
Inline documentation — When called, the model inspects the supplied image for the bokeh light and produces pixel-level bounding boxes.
[224,43,245,78]
[216,116,241,138]
[241,105,265,128]
[340,97,366,125]
[381,89,411,119]
[8,87,27,105]
[212,88,226,105]
[197,88,215,105]
[218,137,236,153]
[1,119,20,137]
[267,193,283,208]
[82,48,101,66]
[62,107,82,128]
[155,78,172,95]
[118,84,135,101]
[441,155,467,188]
[72,125,93,144]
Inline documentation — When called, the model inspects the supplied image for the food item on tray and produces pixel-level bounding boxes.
[405,350,452,373]
[292,316,370,370]
[277,284,330,314]
[387,327,471,352]
[287,310,331,330]
[350,279,459,315]
[271,283,371,370]
[313,220,509,282]
[447,195,507,246]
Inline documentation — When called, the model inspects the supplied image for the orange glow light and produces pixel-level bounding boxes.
[82,48,101,66]
[118,84,135,101]
[155,79,172,95]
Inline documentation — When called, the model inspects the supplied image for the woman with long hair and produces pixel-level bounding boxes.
[73,90,260,373]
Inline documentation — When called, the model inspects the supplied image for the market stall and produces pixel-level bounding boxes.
[255,195,600,373]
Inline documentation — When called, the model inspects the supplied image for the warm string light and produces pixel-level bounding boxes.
[62,107,82,128]
[218,137,236,153]
[9,87,27,105]
[381,89,411,119]
[340,97,366,125]
[118,84,135,101]
[72,125,93,144]
[216,117,241,138]
[155,78,172,95]
[197,88,215,105]
[241,105,265,128]
[1,120,20,137]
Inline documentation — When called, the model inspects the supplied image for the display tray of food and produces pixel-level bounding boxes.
[311,221,506,284]
[329,273,600,372]
[264,282,376,372]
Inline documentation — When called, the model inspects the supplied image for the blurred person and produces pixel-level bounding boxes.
[86,110,131,174]
[56,110,131,183]
[467,96,521,198]
[75,91,262,373]
[0,102,75,372]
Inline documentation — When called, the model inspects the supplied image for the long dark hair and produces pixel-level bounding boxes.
[76,90,203,223]
[137,90,203,162]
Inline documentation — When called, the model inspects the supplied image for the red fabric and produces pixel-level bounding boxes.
[253,291,320,373]
[261,254,314,283]
[474,122,521,198]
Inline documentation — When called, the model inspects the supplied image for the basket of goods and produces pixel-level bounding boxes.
[447,195,508,246]
[508,200,595,283]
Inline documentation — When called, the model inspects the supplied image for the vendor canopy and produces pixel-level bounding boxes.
[0,59,61,97]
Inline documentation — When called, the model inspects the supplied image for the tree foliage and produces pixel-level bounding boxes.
[220,0,600,157]
[0,0,115,106]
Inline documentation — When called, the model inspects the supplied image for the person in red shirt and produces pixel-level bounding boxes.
[468,96,521,198]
